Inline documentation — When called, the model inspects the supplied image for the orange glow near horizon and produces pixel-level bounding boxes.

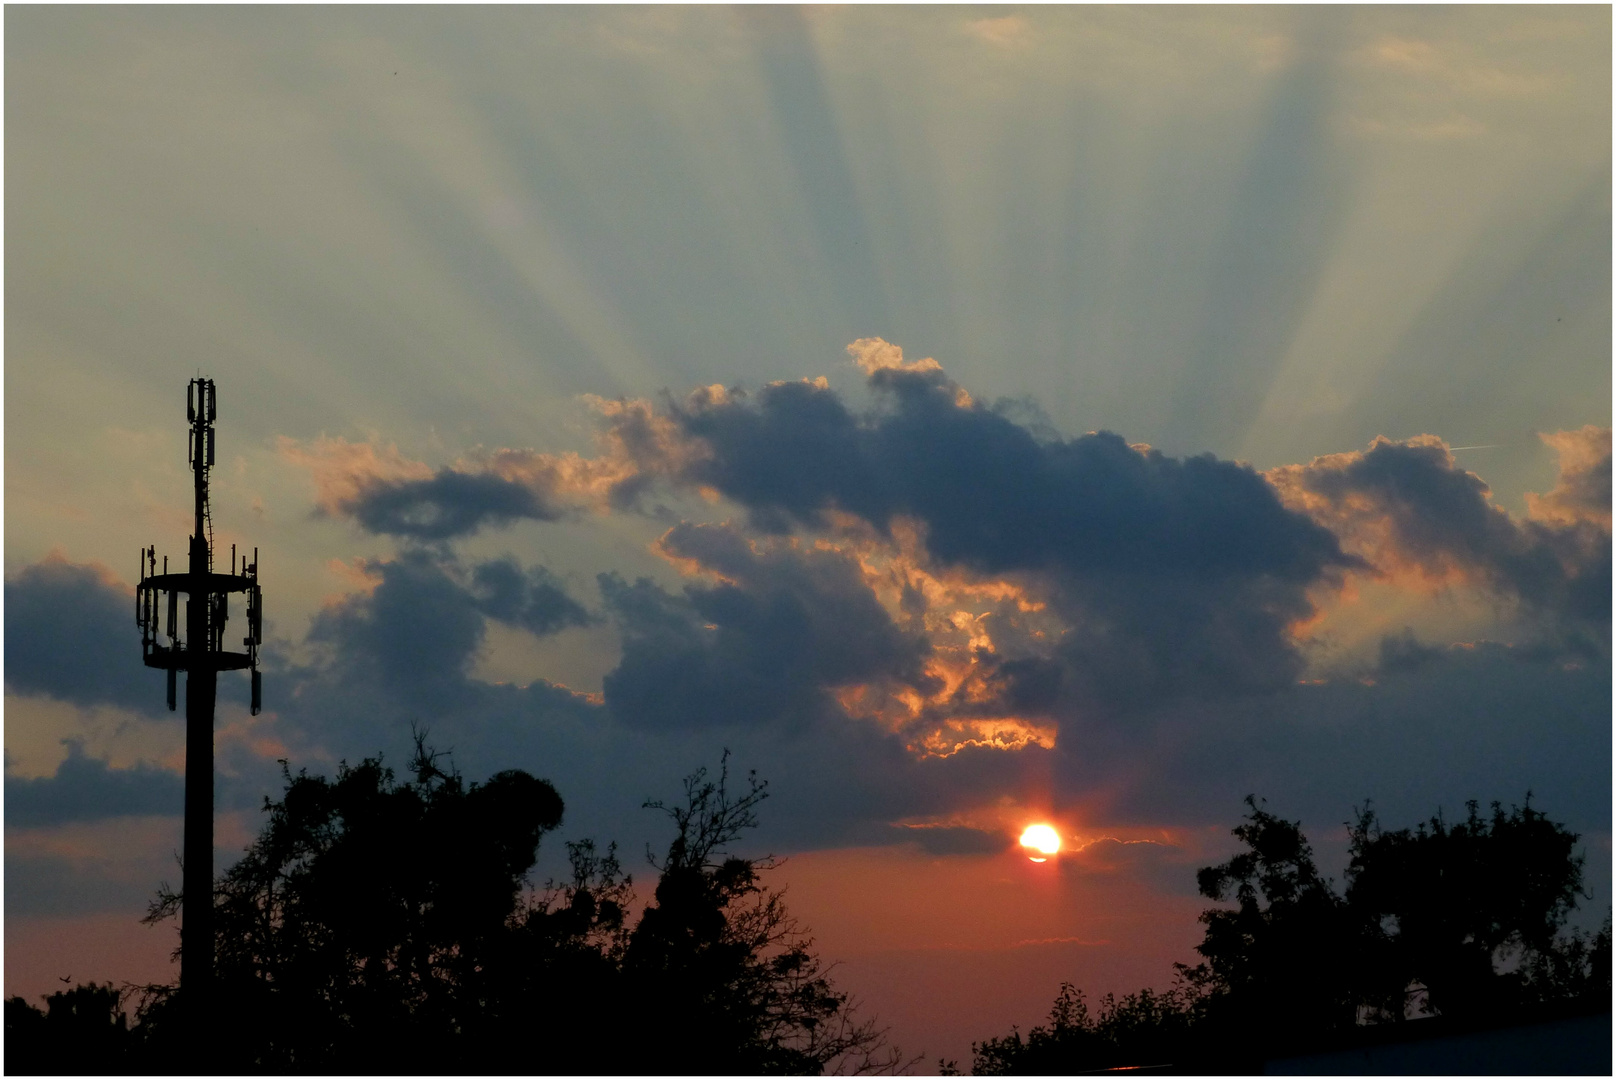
[1020,823,1062,861]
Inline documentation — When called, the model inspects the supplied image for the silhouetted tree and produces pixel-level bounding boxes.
[622,754,905,1074]
[1346,797,1595,1022]
[465,836,638,1070]
[1175,796,1361,1055]
[142,736,566,1071]
[4,982,133,1075]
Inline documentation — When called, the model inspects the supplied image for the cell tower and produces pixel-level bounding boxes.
[135,378,262,1002]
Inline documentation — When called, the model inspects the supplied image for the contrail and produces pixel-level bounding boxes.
[1448,444,1503,451]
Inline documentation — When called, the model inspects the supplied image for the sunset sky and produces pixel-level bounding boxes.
[5,6,1610,1064]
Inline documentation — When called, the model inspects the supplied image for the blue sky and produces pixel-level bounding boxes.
[5,6,1610,1064]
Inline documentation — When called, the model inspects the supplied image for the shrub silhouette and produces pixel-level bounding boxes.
[971,982,1201,1074]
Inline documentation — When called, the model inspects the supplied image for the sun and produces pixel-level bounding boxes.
[1020,823,1061,861]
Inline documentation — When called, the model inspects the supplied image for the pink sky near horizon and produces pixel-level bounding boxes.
[6,840,1210,1069]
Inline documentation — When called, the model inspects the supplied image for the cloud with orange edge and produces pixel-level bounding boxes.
[1527,425,1611,531]
[1267,430,1610,628]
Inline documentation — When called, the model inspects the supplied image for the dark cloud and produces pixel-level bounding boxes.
[306,551,490,714]
[226,517,1032,857]
[1377,628,1445,675]
[4,556,163,712]
[599,523,934,733]
[656,364,1359,709]
[673,368,1352,585]
[1082,642,1611,841]
[894,824,1011,857]
[287,415,674,541]
[5,741,183,827]
[258,553,618,853]
[469,557,593,636]
[1271,433,1611,630]
[1046,569,1319,711]
[305,550,594,712]
[347,469,564,540]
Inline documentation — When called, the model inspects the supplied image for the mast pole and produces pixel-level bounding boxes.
[137,378,262,1041]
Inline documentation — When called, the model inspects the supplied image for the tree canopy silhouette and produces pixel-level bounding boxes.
[4,982,134,1075]
[138,739,574,1071]
[1345,797,1600,1023]
[1179,795,1361,1041]
[7,742,901,1075]
[622,756,897,1073]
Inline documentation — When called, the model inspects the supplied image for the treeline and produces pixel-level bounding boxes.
[970,797,1611,1074]
[5,745,903,1075]
[8,755,1609,1075]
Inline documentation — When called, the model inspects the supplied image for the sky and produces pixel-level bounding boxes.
[4,5,1611,1066]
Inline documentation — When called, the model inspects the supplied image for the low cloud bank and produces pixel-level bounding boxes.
[5,741,183,827]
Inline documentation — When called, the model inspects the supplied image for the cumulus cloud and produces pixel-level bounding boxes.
[282,435,572,540]
[1527,425,1612,530]
[5,553,162,712]
[270,543,996,856]
[5,741,183,827]
[600,523,934,733]
[0,545,598,798]
[302,549,596,719]
[1376,627,1447,674]
[845,336,944,376]
[285,344,1356,713]
[1268,430,1611,629]
[468,558,594,637]
[637,343,1361,712]
[306,551,495,712]
[277,436,435,518]
[656,346,1348,585]
[278,400,701,539]
[345,470,565,541]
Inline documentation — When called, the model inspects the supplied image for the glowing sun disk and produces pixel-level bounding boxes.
[1020,823,1061,857]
